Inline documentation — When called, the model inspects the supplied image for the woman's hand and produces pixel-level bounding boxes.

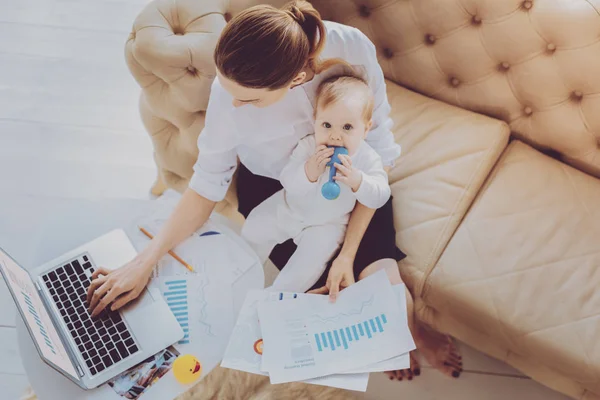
[305,145,334,182]
[308,253,355,302]
[86,257,154,318]
[334,154,362,192]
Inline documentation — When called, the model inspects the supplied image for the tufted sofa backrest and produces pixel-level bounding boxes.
[311,0,600,178]
[126,0,600,188]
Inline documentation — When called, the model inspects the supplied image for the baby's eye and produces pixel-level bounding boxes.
[343,124,353,131]
[322,122,331,129]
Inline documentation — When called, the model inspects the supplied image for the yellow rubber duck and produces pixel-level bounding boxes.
[173,354,202,384]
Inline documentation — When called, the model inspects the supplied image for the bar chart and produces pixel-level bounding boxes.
[22,290,56,354]
[163,280,190,344]
[314,314,388,352]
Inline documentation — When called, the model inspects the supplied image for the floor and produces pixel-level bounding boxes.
[0,0,573,399]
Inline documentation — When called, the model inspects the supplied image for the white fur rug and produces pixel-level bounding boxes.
[21,366,357,400]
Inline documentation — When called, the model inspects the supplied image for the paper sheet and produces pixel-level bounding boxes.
[221,290,369,392]
[131,209,256,285]
[343,284,412,373]
[258,270,415,384]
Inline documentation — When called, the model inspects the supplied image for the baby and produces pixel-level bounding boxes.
[242,74,391,292]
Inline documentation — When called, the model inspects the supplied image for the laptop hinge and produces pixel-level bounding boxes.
[36,279,85,381]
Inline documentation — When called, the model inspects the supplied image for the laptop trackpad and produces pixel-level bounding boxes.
[121,288,156,314]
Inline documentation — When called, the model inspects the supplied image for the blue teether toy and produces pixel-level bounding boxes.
[321,146,349,200]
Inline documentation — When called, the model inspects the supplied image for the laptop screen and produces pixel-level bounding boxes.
[0,248,77,378]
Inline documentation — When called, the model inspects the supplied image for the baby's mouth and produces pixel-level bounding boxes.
[193,361,201,374]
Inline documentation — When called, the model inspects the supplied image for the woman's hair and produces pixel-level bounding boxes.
[215,0,344,90]
[315,74,375,123]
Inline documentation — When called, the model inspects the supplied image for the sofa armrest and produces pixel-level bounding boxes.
[386,82,510,298]
[124,0,287,200]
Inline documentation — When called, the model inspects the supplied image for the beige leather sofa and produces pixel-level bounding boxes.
[125,0,600,399]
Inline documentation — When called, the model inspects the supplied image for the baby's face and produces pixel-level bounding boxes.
[314,95,372,155]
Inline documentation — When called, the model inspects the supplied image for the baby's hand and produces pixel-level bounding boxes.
[334,154,362,192]
[305,145,334,182]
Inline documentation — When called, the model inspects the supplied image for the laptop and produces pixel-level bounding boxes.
[0,229,184,389]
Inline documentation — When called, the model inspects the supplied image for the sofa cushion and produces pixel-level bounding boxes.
[424,140,600,390]
[386,83,509,296]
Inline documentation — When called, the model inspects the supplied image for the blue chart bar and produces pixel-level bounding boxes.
[363,321,372,338]
[369,319,377,332]
[327,331,336,351]
[164,280,190,344]
[314,314,389,352]
[314,334,322,351]
[375,316,384,332]
[164,290,186,296]
[339,329,348,349]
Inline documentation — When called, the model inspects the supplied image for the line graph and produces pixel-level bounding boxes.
[310,295,374,323]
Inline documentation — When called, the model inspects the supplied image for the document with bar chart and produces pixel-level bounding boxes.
[153,263,235,363]
[221,289,369,392]
[344,284,412,373]
[257,271,415,384]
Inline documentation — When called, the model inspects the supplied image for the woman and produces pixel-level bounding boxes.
[87,0,462,380]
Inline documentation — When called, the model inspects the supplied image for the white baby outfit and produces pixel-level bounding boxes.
[242,135,391,292]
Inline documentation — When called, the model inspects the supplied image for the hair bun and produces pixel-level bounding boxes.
[287,5,305,23]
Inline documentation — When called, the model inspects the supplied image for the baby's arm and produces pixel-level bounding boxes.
[280,136,331,196]
[355,166,392,209]
[352,155,391,210]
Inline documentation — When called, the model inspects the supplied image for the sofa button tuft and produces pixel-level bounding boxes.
[359,5,371,18]
[524,106,533,115]
[425,34,436,45]
[383,48,394,59]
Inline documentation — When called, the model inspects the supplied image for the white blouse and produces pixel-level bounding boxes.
[189,21,401,202]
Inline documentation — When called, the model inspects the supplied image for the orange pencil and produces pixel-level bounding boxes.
[138,226,195,272]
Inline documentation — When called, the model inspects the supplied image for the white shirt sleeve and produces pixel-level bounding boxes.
[280,135,319,196]
[326,24,402,167]
[353,148,391,209]
[188,82,238,202]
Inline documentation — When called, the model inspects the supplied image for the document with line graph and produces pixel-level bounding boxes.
[257,270,415,383]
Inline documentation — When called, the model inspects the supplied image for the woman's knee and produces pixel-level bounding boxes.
[358,258,402,284]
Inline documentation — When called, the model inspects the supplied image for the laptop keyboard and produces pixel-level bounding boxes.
[42,254,139,376]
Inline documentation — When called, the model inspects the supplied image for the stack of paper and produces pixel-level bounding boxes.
[221,270,416,392]
[120,204,260,400]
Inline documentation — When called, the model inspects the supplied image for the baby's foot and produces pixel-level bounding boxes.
[385,352,420,381]
[415,326,462,378]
